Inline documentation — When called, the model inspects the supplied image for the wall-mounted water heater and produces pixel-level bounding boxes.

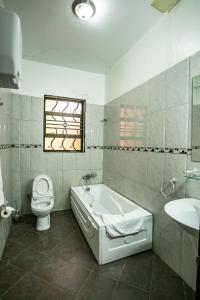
[0,7,22,89]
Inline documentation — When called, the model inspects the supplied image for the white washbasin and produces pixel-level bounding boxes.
[164,198,200,231]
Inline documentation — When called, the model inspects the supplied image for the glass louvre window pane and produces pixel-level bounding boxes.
[44,95,85,152]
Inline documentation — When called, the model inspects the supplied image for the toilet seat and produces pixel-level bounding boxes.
[32,196,54,201]
[32,200,53,210]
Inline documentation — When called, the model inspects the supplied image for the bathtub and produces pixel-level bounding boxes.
[71,184,152,264]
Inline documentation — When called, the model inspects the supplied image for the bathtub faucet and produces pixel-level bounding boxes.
[82,173,97,193]
[86,186,90,192]
[82,173,97,181]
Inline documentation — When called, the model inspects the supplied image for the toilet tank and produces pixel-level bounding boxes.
[0,7,22,89]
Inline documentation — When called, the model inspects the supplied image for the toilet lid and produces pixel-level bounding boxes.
[35,178,49,196]
[32,174,53,199]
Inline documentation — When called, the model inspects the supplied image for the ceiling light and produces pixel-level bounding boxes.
[72,0,96,21]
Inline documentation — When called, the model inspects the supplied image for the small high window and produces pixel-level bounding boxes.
[44,95,85,152]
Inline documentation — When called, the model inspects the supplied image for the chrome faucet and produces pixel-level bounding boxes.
[82,173,97,192]
[85,186,90,192]
[82,173,97,181]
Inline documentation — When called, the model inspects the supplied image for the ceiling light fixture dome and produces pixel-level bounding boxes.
[72,0,96,21]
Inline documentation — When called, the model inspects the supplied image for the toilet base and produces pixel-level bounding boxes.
[36,215,50,231]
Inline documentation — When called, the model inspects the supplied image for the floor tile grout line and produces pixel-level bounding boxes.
[8,229,35,245]
[45,230,76,256]
[111,280,120,300]
[119,280,150,295]
[95,259,150,295]
[7,247,50,270]
[29,257,96,298]
[30,247,54,257]
[119,253,154,295]
[2,244,32,265]
[148,253,155,300]
[0,271,29,298]
[21,222,82,252]
[46,246,90,267]
[45,240,63,256]
[119,274,151,294]
[110,260,128,300]
[53,255,94,274]
[74,269,94,300]
[28,270,68,295]
[121,258,127,275]
[1,269,68,299]
[111,273,150,299]
[182,281,187,300]
[31,226,75,255]
[9,236,60,258]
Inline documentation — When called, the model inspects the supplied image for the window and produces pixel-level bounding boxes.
[44,95,85,152]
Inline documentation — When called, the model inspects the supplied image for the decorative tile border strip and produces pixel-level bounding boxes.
[0,144,43,150]
[0,144,103,150]
[88,145,192,155]
[0,144,13,150]
[87,146,103,149]
[0,144,192,155]
[13,144,43,149]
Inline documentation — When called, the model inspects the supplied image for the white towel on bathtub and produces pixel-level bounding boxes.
[95,209,144,238]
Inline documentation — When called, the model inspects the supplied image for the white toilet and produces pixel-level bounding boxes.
[31,174,54,231]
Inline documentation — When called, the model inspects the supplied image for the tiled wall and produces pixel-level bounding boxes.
[10,94,104,214]
[103,51,200,290]
[0,89,12,257]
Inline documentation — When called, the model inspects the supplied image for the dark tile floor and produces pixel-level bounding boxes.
[0,211,196,300]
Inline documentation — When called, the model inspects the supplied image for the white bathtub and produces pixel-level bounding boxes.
[71,184,152,264]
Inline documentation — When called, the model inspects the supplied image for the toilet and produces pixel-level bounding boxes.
[31,174,54,231]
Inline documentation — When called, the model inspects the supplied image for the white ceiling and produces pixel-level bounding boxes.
[4,0,161,74]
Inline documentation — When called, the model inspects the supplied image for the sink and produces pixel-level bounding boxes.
[164,198,200,231]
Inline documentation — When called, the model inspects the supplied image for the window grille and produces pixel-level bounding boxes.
[44,95,85,152]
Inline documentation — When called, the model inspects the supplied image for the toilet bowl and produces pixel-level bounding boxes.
[31,174,54,231]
